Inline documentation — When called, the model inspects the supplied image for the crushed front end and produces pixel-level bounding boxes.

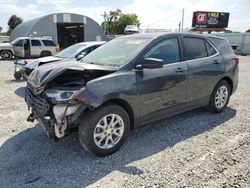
[24,61,117,139]
[25,83,86,139]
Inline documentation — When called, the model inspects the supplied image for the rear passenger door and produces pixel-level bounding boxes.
[181,36,224,104]
[30,39,42,57]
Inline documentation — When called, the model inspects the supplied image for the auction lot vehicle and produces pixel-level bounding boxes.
[0,42,14,60]
[23,41,106,79]
[25,33,239,156]
[11,37,56,59]
[124,25,140,35]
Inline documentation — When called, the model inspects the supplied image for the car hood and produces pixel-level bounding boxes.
[25,56,63,69]
[28,60,118,90]
[0,42,11,46]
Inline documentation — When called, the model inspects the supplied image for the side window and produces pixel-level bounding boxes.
[144,38,180,65]
[182,38,207,61]
[42,40,56,46]
[31,40,42,46]
[205,41,216,56]
[15,40,24,47]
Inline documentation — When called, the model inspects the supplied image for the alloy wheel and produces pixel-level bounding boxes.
[93,114,124,149]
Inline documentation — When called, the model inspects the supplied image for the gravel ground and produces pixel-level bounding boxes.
[0,57,249,188]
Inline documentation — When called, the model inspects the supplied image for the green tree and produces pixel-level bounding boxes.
[246,29,250,32]
[7,15,23,35]
[102,9,140,35]
[0,26,2,34]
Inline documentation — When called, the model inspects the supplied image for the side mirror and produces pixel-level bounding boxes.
[135,58,163,70]
[76,54,84,61]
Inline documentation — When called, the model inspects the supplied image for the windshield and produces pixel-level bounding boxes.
[126,25,138,30]
[82,37,150,67]
[56,43,86,58]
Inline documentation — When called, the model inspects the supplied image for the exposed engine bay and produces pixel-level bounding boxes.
[25,61,117,139]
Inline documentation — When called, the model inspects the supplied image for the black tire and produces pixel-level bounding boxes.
[14,72,22,80]
[0,50,13,60]
[79,104,130,157]
[206,80,231,113]
[41,51,51,57]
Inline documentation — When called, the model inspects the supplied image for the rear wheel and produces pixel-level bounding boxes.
[79,104,130,156]
[0,50,12,60]
[40,51,51,57]
[14,72,22,80]
[206,80,231,113]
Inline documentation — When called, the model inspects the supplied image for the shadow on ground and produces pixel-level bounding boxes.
[14,87,26,98]
[0,107,236,187]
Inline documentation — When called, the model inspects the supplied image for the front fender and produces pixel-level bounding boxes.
[74,70,139,112]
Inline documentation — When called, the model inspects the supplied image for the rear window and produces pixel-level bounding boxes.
[42,40,56,46]
[182,37,207,61]
[205,41,217,56]
[31,40,42,46]
[208,38,234,56]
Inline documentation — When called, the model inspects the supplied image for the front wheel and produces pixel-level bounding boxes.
[79,104,130,156]
[206,80,231,113]
[0,50,12,60]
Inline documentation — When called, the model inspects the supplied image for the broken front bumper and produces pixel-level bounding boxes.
[25,84,87,139]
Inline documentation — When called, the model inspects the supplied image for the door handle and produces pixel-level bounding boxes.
[175,67,184,73]
[213,59,221,64]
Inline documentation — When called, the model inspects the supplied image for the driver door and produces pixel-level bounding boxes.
[137,37,188,124]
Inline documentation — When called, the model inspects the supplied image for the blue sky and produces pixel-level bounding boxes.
[0,0,249,32]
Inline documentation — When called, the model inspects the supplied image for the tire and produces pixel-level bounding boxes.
[79,104,130,157]
[41,51,51,57]
[0,50,12,60]
[206,80,231,113]
[14,72,22,80]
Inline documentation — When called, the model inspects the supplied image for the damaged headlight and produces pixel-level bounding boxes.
[45,88,81,103]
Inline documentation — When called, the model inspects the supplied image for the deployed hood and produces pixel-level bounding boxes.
[26,56,63,69]
[28,60,118,90]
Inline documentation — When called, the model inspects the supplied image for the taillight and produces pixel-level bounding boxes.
[24,60,28,65]
[235,56,239,64]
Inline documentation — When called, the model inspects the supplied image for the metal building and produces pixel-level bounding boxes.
[213,33,250,55]
[10,13,106,48]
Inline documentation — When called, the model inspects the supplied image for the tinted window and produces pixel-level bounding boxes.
[42,40,56,46]
[208,38,234,56]
[205,41,216,56]
[15,39,24,47]
[182,38,207,61]
[31,40,41,46]
[144,38,180,65]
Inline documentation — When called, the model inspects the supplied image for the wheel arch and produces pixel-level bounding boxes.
[219,76,233,94]
[102,98,135,130]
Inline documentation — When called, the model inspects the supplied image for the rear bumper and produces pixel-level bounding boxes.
[232,66,239,94]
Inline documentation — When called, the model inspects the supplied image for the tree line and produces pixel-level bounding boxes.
[0,15,23,36]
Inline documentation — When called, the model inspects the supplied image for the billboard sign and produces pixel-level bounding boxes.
[192,11,229,28]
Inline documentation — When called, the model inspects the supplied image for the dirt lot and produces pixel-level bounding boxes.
[0,57,249,188]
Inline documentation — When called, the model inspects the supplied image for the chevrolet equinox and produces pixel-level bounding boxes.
[25,33,239,156]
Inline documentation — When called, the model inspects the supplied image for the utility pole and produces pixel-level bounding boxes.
[102,11,107,35]
[181,8,184,32]
[178,21,181,32]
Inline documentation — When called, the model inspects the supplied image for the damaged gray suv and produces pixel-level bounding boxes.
[25,33,239,156]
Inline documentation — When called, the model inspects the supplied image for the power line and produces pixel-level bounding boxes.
[147,9,183,28]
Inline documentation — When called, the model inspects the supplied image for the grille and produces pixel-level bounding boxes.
[25,84,50,115]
